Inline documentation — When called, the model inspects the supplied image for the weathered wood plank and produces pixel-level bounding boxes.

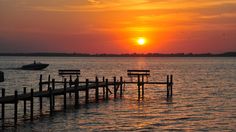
[0,81,170,104]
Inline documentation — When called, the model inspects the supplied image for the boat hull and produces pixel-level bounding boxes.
[21,64,49,70]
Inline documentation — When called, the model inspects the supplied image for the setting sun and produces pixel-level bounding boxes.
[137,37,146,45]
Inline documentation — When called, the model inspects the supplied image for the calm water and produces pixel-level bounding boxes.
[0,56,236,131]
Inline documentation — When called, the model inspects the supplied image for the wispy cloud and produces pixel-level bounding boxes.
[24,0,236,13]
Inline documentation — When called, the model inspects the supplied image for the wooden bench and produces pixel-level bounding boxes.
[58,70,80,77]
[127,70,150,76]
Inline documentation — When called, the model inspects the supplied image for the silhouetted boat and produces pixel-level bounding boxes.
[21,61,49,70]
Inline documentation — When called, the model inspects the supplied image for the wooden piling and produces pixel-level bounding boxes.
[39,75,43,110]
[142,75,144,98]
[1,88,5,127]
[170,75,173,97]
[63,78,67,110]
[85,79,89,104]
[49,87,53,115]
[0,71,4,82]
[69,75,72,97]
[30,89,34,121]
[167,75,169,97]
[23,87,26,116]
[138,75,140,99]
[114,77,117,99]
[75,76,79,106]
[47,75,51,90]
[95,77,99,102]
[106,79,109,100]
[14,90,18,126]
[52,79,55,109]
[103,77,105,99]
[120,76,123,98]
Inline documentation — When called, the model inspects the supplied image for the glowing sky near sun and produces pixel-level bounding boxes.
[0,0,236,53]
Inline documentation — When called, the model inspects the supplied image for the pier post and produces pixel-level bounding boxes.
[105,79,109,100]
[120,76,123,98]
[63,78,67,110]
[49,87,53,115]
[52,79,55,109]
[95,77,99,102]
[138,75,140,99]
[170,75,173,97]
[0,71,4,82]
[39,74,43,110]
[114,77,117,99]
[23,87,26,116]
[30,89,34,121]
[48,75,51,90]
[69,75,72,97]
[14,90,18,126]
[85,79,89,104]
[167,75,169,97]
[142,75,144,98]
[75,76,79,107]
[1,88,5,127]
[103,76,105,99]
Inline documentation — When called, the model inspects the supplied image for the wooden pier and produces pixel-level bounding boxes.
[0,70,173,128]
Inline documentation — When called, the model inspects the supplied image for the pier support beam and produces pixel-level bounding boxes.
[30,89,34,121]
[1,88,5,127]
[39,75,43,111]
[170,75,173,97]
[23,87,26,116]
[105,79,109,100]
[52,79,55,110]
[0,71,4,82]
[63,78,67,110]
[85,79,89,104]
[75,76,79,107]
[114,77,117,99]
[103,77,105,99]
[142,75,144,98]
[14,90,18,126]
[69,75,72,97]
[120,76,123,98]
[95,77,99,102]
[138,75,140,99]
[47,75,51,90]
[49,87,53,115]
[167,75,169,97]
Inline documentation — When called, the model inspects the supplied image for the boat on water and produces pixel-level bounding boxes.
[21,61,49,70]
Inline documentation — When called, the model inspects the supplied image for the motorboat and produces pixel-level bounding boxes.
[21,61,49,70]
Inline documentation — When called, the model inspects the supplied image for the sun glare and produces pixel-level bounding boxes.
[137,37,146,45]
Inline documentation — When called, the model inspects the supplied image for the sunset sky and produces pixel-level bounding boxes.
[0,0,236,53]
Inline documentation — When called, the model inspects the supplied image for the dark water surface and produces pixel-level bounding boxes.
[0,57,236,131]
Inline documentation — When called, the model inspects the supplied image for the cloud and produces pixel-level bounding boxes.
[87,0,100,4]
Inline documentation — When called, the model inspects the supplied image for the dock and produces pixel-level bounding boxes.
[0,70,173,128]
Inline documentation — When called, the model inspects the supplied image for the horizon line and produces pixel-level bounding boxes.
[0,51,236,57]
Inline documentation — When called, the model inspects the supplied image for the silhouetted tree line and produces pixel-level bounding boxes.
[0,52,236,57]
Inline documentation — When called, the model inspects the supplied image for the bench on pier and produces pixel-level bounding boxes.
[58,70,80,77]
[127,70,150,82]
[127,70,150,76]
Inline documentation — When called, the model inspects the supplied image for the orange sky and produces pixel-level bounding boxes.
[0,0,236,53]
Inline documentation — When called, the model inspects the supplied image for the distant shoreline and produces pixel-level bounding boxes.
[0,52,236,57]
